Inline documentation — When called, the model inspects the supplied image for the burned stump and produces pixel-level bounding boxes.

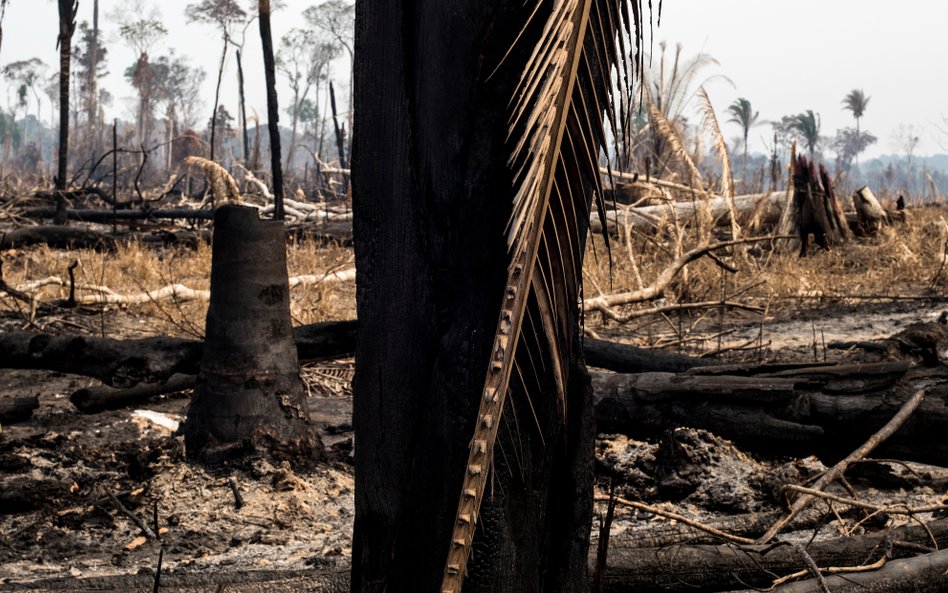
[790,156,849,256]
[182,205,321,466]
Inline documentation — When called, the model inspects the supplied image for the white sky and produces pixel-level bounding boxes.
[1,1,945,159]
[655,0,946,158]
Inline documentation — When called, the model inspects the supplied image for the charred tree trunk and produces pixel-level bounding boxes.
[329,81,346,172]
[352,3,594,592]
[236,49,250,164]
[182,205,320,465]
[258,0,284,220]
[88,0,99,164]
[56,0,77,190]
[789,156,849,256]
[209,36,228,162]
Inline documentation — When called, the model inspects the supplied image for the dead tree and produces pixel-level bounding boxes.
[181,205,320,464]
[258,0,284,219]
[55,0,78,189]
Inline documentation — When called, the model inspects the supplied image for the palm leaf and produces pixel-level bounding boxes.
[440,1,646,591]
[697,86,740,240]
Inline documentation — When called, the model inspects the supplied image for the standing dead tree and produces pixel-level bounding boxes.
[185,0,247,163]
[352,0,650,591]
[55,0,78,190]
[258,0,284,219]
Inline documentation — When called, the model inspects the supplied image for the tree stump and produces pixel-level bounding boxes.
[182,205,321,465]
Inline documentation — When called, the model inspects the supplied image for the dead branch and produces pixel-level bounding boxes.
[584,236,783,313]
[6,269,356,307]
[595,494,756,545]
[783,484,948,516]
[758,387,930,544]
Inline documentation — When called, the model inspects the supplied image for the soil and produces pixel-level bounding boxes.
[1,301,947,590]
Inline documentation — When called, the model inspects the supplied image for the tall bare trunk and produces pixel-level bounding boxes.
[210,37,227,162]
[284,87,301,174]
[258,0,284,219]
[56,0,77,189]
[88,0,99,162]
[236,49,249,164]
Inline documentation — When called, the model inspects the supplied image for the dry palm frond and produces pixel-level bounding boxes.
[646,101,712,241]
[646,101,702,189]
[183,156,242,207]
[441,1,647,591]
[697,86,740,240]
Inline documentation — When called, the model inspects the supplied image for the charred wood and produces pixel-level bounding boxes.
[0,395,39,424]
[602,518,948,593]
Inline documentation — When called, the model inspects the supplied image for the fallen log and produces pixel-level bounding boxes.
[584,338,703,373]
[0,332,204,389]
[0,395,39,424]
[0,226,212,250]
[731,548,948,593]
[602,518,948,593]
[594,365,948,465]
[70,374,196,414]
[590,192,786,235]
[0,321,699,387]
[15,207,216,223]
[0,223,350,251]
[0,322,361,389]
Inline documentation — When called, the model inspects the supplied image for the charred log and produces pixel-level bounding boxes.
[601,518,948,593]
[0,395,39,424]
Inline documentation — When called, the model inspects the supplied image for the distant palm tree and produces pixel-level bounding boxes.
[791,110,821,160]
[726,97,759,175]
[842,89,870,133]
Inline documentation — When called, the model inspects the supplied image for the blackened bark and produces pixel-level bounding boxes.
[56,0,77,189]
[236,49,250,164]
[329,81,346,171]
[182,205,319,465]
[258,0,284,219]
[210,37,228,162]
[351,2,591,592]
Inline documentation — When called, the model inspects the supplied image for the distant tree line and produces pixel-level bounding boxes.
[0,0,354,197]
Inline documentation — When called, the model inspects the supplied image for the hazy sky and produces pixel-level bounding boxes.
[0,1,944,159]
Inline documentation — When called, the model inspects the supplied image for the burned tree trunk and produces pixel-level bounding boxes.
[786,156,849,256]
[182,205,320,464]
[350,1,618,591]
[56,0,78,189]
[236,48,250,165]
[258,0,284,219]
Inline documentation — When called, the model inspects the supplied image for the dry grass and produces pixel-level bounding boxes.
[583,205,948,342]
[0,238,356,338]
[2,206,944,347]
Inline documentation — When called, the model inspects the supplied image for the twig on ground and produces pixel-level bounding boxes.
[784,484,948,516]
[770,545,888,590]
[595,494,756,545]
[107,492,156,539]
[228,478,244,511]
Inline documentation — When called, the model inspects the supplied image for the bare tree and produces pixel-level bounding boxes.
[258,0,283,218]
[55,0,77,189]
[302,1,352,143]
[3,58,47,147]
[185,0,247,162]
[73,16,108,164]
[351,0,645,590]
[114,1,167,148]
[276,26,337,171]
